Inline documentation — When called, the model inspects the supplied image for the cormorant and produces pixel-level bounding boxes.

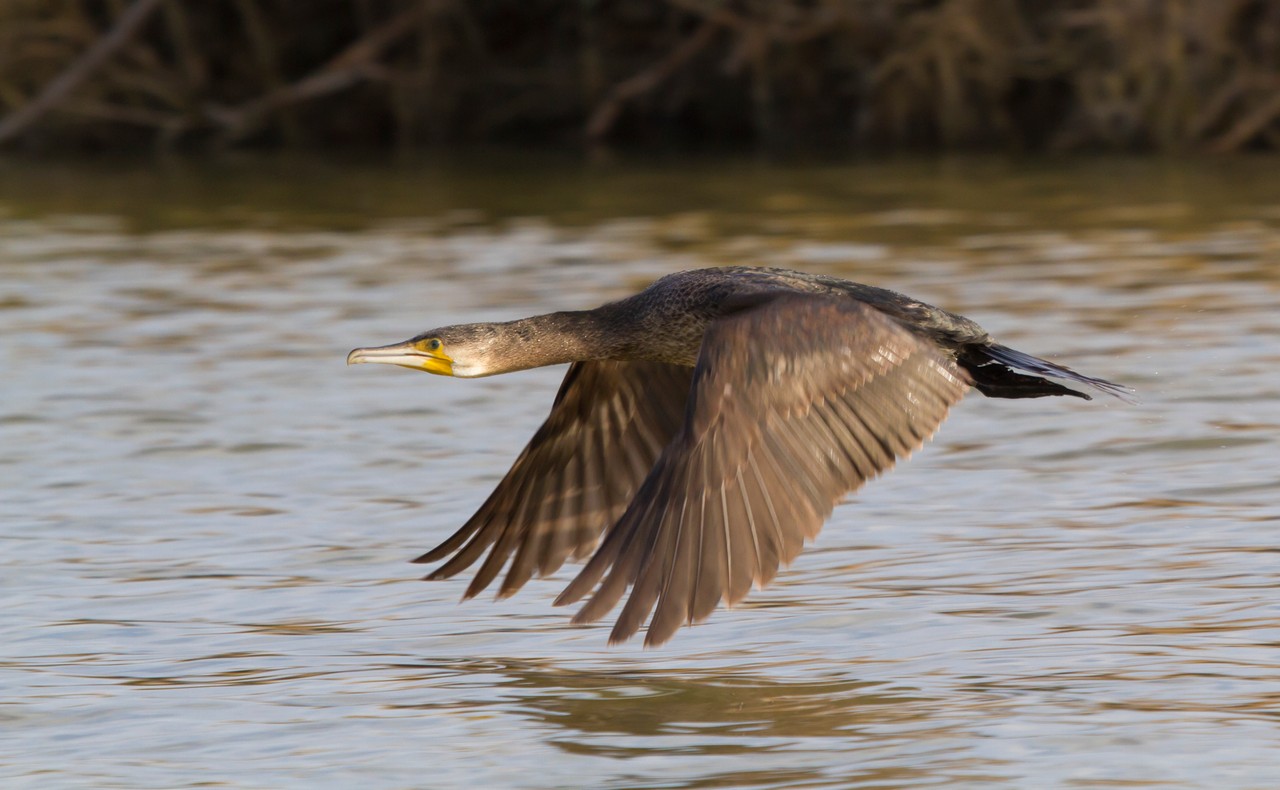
[348,266,1129,646]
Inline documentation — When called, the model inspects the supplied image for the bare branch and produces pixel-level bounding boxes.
[204,5,426,143]
[0,0,164,146]
[586,20,719,142]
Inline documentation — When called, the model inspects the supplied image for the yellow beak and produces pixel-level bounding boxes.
[346,340,454,376]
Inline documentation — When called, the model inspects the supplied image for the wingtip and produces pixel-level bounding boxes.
[640,623,677,648]
[554,564,604,607]
[461,576,491,601]
[494,581,522,601]
[609,621,643,646]
[420,573,481,601]
[553,582,588,608]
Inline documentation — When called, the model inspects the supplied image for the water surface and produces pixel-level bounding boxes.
[3,157,1279,788]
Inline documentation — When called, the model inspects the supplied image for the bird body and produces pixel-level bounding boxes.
[348,266,1128,646]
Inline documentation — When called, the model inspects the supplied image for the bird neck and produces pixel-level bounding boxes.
[491,303,641,372]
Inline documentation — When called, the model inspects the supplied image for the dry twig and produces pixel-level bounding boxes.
[0,0,164,146]
[586,19,719,142]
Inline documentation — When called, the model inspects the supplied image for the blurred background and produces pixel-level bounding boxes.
[5,3,1280,789]
[4,0,1280,155]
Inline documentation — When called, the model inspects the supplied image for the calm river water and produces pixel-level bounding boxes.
[3,156,1279,788]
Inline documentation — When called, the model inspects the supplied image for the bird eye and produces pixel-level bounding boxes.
[426,339,442,351]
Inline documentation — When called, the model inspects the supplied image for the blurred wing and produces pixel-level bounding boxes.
[416,360,693,599]
[556,296,971,646]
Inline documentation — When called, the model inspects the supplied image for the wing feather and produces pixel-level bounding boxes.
[562,295,970,646]
[417,360,693,599]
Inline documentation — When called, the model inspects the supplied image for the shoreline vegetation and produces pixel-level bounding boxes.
[3,0,1280,156]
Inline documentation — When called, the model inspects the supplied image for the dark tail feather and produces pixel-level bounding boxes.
[960,344,1136,403]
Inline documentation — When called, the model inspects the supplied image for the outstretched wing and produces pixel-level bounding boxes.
[416,360,693,599]
[555,296,970,646]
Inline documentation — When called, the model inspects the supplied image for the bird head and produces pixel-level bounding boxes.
[347,325,502,378]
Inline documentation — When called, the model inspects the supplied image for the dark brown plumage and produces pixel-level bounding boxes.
[348,266,1129,646]
[418,360,693,600]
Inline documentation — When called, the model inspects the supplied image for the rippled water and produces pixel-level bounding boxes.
[4,157,1279,788]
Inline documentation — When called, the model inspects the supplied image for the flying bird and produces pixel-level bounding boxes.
[348,266,1129,646]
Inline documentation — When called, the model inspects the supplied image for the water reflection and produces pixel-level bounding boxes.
[399,658,929,740]
[3,157,1280,788]
[380,657,1011,789]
